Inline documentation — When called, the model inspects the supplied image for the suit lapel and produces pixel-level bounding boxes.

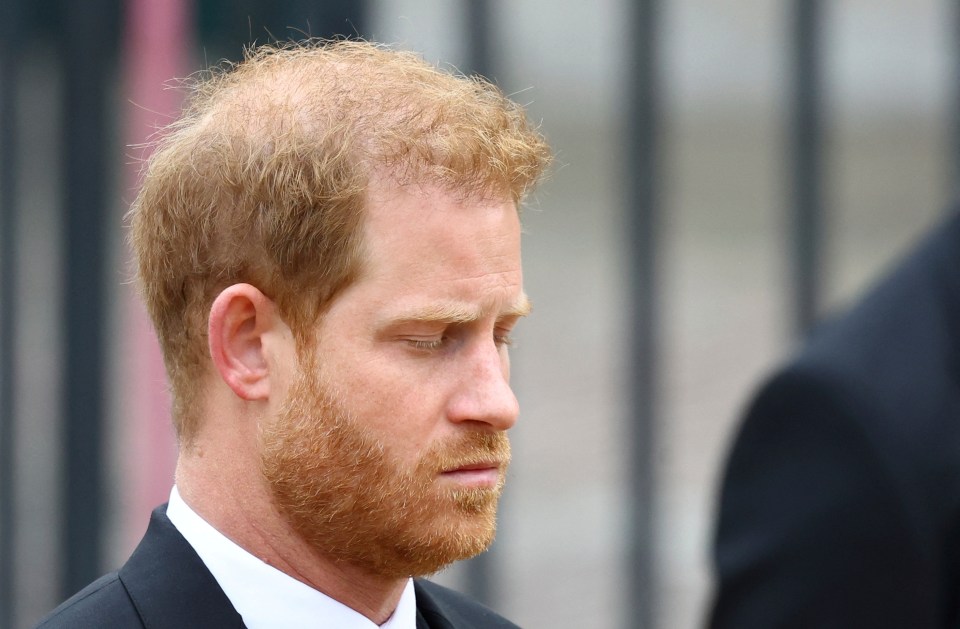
[118,506,245,629]
[416,607,432,629]
[414,581,455,629]
[413,579,520,629]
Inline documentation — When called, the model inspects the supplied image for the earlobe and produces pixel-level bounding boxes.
[208,284,277,401]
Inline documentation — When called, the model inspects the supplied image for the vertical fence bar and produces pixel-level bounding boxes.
[467,0,493,81]
[952,0,960,198]
[0,0,22,625]
[462,0,496,608]
[276,0,367,40]
[627,0,661,627]
[59,0,115,598]
[790,0,825,336]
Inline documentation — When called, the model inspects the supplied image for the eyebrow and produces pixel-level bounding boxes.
[388,293,532,325]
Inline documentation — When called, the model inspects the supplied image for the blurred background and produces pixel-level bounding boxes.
[1,1,957,627]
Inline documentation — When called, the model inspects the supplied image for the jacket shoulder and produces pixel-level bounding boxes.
[33,572,143,628]
[414,579,520,628]
[34,505,242,629]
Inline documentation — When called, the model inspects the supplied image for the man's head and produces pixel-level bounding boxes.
[130,40,550,443]
[131,40,550,580]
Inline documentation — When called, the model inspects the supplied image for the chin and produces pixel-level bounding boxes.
[389,507,500,578]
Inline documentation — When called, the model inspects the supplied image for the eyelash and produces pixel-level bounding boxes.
[408,333,514,351]
[410,338,446,351]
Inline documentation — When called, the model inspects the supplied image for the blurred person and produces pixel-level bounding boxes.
[709,210,960,628]
[36,39,550,629]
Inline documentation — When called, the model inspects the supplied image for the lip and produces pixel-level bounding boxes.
[440,462,503,487]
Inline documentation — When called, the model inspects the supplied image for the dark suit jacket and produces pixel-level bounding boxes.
[35,506,519,629]
[710,211,960,628]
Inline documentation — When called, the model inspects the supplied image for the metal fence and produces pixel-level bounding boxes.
[1,1,956,628]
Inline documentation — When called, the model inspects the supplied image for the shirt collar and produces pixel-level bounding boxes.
[166,486,417,629]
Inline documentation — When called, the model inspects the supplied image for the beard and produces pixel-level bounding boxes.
[258,361,511,579]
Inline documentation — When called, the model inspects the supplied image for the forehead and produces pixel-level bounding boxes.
[344,180,524,314]
[361,180,521,272]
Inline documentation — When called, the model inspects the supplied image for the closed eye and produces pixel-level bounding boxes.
[408,337,446,351]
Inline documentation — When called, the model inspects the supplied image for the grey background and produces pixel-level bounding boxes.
[6,1,954,627]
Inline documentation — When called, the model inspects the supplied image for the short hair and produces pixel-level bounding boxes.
[129,40,551,444]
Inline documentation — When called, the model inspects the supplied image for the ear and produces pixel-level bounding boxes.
[208,283,282,401]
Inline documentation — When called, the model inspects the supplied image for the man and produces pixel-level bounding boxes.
[710,210,960,628]
[37,40,551,628]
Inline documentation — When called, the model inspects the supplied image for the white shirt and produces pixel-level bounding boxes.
[166,486,417,629]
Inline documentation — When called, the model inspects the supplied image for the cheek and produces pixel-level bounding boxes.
[339,362,450,448]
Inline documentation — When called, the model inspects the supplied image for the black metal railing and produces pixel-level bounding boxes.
[1,1,933,627]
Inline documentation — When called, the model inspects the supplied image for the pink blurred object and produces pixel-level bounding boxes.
[119,0,193,550]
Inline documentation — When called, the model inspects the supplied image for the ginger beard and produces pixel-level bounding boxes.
[259,360,511,578]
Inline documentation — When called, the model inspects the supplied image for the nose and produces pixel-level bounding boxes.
[446,341,519,431]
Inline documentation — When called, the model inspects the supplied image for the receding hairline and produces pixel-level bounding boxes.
[200,40,545,200]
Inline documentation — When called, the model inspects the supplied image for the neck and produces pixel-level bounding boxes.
[175,448,409,624]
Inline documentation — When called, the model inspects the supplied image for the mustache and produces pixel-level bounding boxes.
[421,430,511,473]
